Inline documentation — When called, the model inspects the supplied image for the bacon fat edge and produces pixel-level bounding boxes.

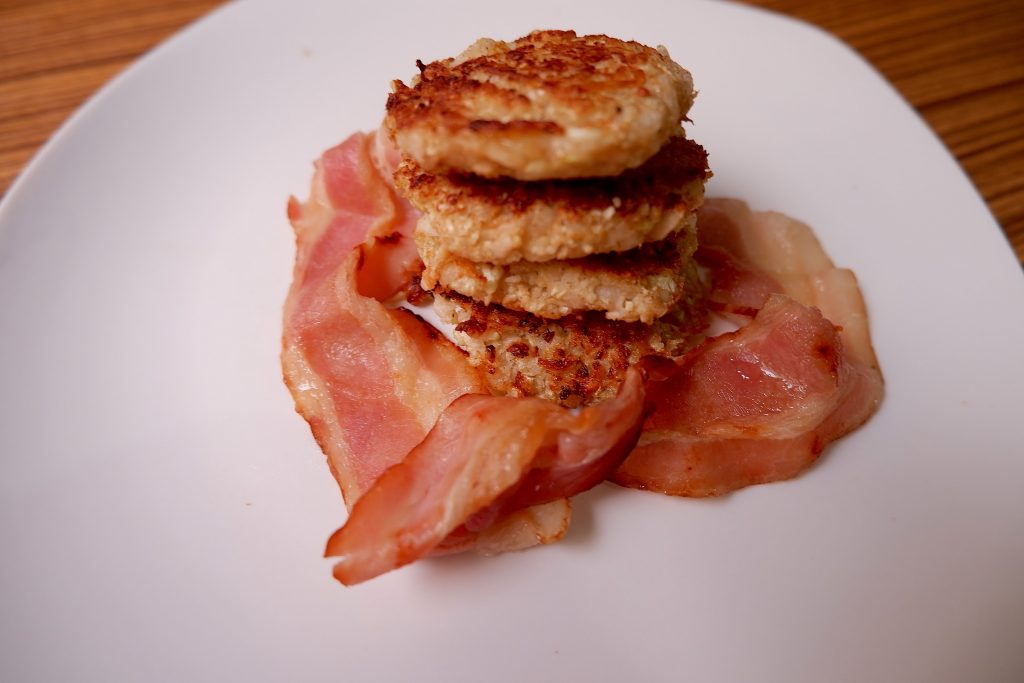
[326,369,645,585]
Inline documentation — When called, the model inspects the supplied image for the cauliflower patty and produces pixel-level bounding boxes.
[386,30,695,180]
[430,269,708,406]
[396,135,709,264]
[418,224,699,323]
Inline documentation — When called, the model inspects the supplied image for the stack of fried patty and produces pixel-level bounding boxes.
[386,30,711,406]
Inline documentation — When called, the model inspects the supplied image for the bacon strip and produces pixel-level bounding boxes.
[283,132,644,583]
[326,369,646,585]
[697,198,880,371]
[615,295,879,495]
[614,199,883,496]
[697,198,832,316]
[282,132,482,503]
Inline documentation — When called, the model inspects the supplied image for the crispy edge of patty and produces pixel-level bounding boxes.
[429,263,708,406]
[385,30,696,180]
[398,136,710,264]
[418,223,699,323]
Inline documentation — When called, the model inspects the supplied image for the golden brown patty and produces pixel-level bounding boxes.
[431,270,708,407]
[418,225,698,323]
[385,30,695,180]
[397,136,709,264]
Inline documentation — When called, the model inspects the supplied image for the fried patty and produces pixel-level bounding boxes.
[385,30,695,180]
[430,274,708,407]
[397,136,709,264]
[418,224,698,323]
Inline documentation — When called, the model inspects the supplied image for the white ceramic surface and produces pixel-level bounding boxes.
[2,1,1023,681]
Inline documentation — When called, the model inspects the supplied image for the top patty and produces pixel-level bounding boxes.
[397,135,710,264]
[385,30,695,180]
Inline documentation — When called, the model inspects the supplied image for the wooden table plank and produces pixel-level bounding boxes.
[743,0,1024,261]
[1,0,1022,262]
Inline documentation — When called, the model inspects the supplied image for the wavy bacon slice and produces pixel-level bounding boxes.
[697,198,832,317]
[615,295,879,495]
[697,198,880,370]
[326,369,646,585]
[283,131,643,582]
[282,131,481,503]
[613,199,883,496]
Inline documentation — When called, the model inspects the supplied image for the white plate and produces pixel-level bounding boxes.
[2,1,1023,681]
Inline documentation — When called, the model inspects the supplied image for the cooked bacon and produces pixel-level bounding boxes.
[287,131,420,302]
[284,133,883,582]
[697,198,833,317]
[615,295,879,495]
[325,369,646,585]
[697,198,880,371]
[614,199,883,496]
[283,131,645,583]
[695,244,781,317]
[283,131,486,503]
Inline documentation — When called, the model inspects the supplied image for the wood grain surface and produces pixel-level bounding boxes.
[1,0,1022,263]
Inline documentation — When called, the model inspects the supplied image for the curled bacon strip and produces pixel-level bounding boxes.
[613,199,884,496]
[283,132,646,583]
[614,295,880,496]
[696,198,881,372]
[282,131,481,503]
[326,369,645,585]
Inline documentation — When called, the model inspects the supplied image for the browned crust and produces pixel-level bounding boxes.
[446,288,705,352]
[397,136,710,220]
[570,227,690,276]
[417,225,699,322]
[447,288,664,406]
[436,266,709,407]
[385,30,696,179]
[387,30,673,134]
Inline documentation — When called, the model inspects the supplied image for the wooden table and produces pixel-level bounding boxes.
[2,0,1022,263]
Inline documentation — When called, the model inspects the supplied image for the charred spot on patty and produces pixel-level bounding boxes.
[399,136,709,218]
[432,287,709,406]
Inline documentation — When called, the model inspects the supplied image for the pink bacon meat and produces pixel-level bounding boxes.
[282,131,479,502]
[283,131,882,583]
[613,198,884,496]
[282,132,646,584]
[327,370,645,585]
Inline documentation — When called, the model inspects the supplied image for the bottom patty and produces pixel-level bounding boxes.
[431,262,708,407]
